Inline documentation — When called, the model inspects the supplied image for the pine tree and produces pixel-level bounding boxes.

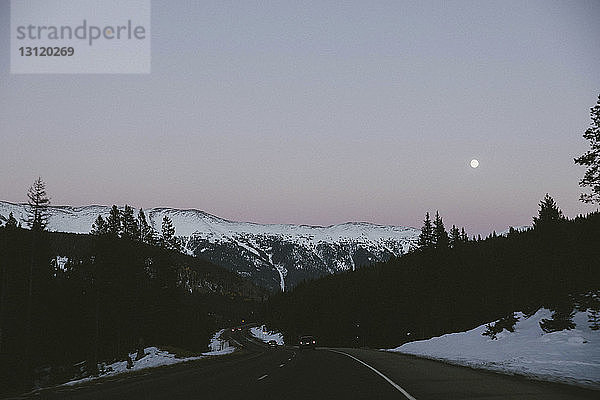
[137,209,151,243]
[121,205,138,241]
[147,227,159,246]
[574,94,600,204]
[26,177,50,231]
[5,212,18,229]
[161,215,177,250]
[533,194,564,229]
[106,205,121,237]
[433,211,449,249]
[460,227,468,243]
[589,309,600,331]
[483,313,519,339]
[539,305,576,333]
[449,225,460,248]
[418,212,433,250]
[91,215,108,235]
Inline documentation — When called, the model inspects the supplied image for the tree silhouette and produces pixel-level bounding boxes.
[137,209,152,244]
[26,177,50,231]
[533,194,564,229]
[540,305,576,333]
[5,212,18,229]
[106,205,121,238]
[418,212,433,250]
[121,205,138,241]
[433,211,449,249]
[574,94,600,204]
[91,215,108,235]
[161,215,178,250]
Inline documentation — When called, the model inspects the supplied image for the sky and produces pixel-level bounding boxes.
[1,0,599,235]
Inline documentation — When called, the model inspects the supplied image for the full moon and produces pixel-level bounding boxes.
[470,159,479,168]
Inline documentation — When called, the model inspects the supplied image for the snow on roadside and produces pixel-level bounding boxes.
[64,330,235,386]
[204,329,236,356]
[63,347,202,386]
[251,325,285,345]
[385,309,600,389]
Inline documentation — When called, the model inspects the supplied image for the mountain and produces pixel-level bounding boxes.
[0,201,419,291]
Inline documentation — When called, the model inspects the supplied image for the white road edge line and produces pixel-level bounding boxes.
[257,374,268,381]
[328,350,417,400]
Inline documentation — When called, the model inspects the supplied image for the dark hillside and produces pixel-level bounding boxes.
[266,212,600,348]
[0,228,267,392]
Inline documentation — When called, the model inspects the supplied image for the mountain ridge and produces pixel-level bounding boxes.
[0,200,419,291]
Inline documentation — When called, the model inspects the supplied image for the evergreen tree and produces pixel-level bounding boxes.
[5,212,18,229]
[449,225,460,248]
[161,215,177,250]
[137,209,152,243]
[91,215,108,235]
[585,291,600,331]
[121,205,138,241]
[574,94,600,204]
[483,313,519,339]
[533,194,564,229]
[539,305,576,333]
[460,227,468,243]
[589,309,600,331]
[147,227,159,246]
[26,177,50,231]
[433,211,449,249]
[418,212,433,250]
[106,205,121,237]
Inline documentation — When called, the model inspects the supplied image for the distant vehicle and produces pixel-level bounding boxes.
[298,335,316,350]
[268,340,278,348]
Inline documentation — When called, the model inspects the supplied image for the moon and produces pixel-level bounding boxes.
[470,159,479,168]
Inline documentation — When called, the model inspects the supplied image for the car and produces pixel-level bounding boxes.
[298,335,316,350]
[267,340,278,348]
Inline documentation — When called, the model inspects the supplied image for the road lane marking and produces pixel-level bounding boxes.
[328,350,417,400]
[257,374,268,381]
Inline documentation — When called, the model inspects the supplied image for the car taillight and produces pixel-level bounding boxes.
[312,341,315,344]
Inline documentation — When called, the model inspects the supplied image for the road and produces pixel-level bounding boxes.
[9,328,598,400]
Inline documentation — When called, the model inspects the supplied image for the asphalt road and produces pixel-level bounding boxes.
[10,329,599,400]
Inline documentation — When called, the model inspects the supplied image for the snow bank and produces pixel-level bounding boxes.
[250,325,285,345]
[64,347,202,386]
[64,330,235,386]
[386,309,600,389]
[204,329,236,356]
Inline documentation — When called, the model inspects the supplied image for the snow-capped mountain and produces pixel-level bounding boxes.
[0,201,419,291]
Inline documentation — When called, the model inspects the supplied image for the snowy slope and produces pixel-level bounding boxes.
[64,329,235,387]
[251,325,285,345]
[0,201,419,290]
[386,309,600,389]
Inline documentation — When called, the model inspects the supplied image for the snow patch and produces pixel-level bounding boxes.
[251,325,285,345]
[386,309,600,389]
[274,264,286,292]
[63,329,235,387]
[64,347,202,387]
[204,329,236,356]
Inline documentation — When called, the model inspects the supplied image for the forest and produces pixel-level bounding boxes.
[0,219,267,392]
[265,202,600,348]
